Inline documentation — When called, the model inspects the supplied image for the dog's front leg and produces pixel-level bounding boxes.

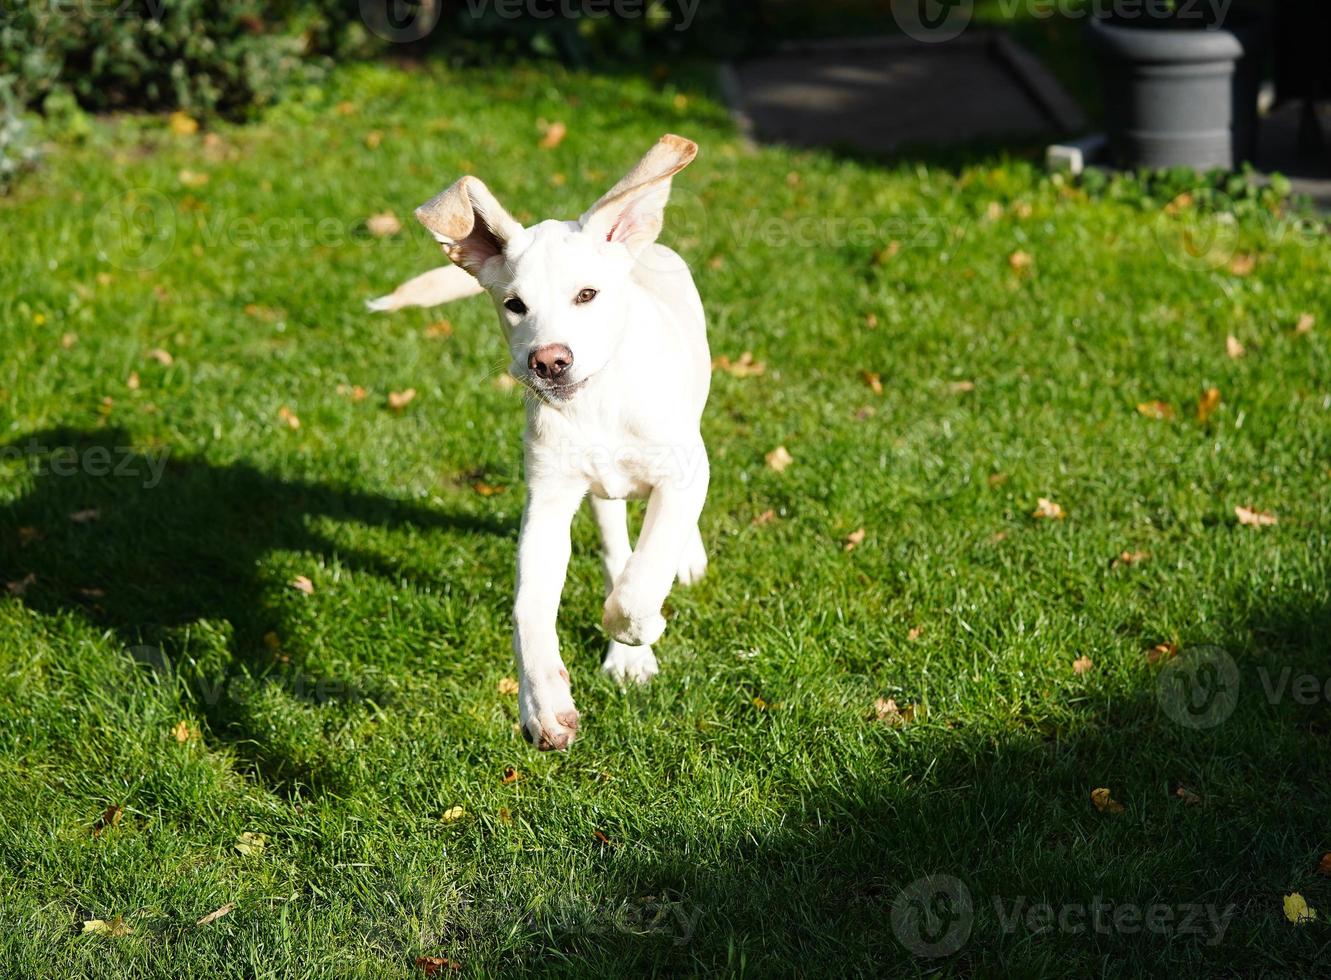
[603,450,709,646]
[515,479,586,750]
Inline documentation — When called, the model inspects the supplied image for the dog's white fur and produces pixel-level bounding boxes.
[370,135,709,750]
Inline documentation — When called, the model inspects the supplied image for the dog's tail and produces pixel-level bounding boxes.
[365,264,484,313]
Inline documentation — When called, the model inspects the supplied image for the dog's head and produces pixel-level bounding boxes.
[414,134,697,402]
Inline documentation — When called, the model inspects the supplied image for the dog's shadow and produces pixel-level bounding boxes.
[0,427,511,794]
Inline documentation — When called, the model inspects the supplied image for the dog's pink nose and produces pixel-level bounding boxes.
[529,344,573,381]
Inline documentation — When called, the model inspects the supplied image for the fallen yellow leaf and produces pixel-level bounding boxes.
[440,806,466,823]
[366,212,402,238]
[82,917,133,937]
[146,347,174,366]
[388,388,417,411]
[538,120,567,149]
[424,320,453,339]
[91,804,122,836]
[861,370,883,396]
[498,677,519,696]
[1235,506,1277,528]
[1090,787,1125,814]
[871,697,916,726]
[1008,250,1034,272]
[752,509,777,526]
[1197,387,1222,423]
[1147,642,1178,664]
[172,720,191,743]
[502,766,521,785]
[178,169,209,188]
[765,446,793,473]
[1295,313,1315,335]
[127,371,140,391]
[277,405,300,430]
[1228,253,1257,276]
[169,111,198,136]
[1136,401,1175,421]
[844,527,866,552]
[196,902,235,927]
[234,832,266,857]
[713,352,766,378]
[1284,893,1317,924]
[1072,655,1093,675]
[1226,335,1245,359]
[1033,498,1065,521]
[290,575,314,595]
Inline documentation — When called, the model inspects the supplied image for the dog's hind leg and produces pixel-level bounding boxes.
[677,522,707,586]
[589,496,659,685]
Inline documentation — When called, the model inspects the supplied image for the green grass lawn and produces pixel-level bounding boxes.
[2,58,1330,977]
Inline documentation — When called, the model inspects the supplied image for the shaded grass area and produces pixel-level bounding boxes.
[0,58,1329,976]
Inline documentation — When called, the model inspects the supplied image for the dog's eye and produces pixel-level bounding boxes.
[575,288,598,305]
[504,297,528,316]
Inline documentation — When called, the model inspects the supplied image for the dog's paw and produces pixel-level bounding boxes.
[519,672,580,751]
[603,586,667,647]
[602,641,658,686]
[676,537,708,587]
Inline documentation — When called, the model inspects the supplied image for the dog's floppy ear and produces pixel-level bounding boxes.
[580,134,697,257]
[414,176,523,279]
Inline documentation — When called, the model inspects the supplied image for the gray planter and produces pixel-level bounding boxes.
[1087,16,1265,170]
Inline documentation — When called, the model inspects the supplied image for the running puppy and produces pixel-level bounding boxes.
[371,135,709,750]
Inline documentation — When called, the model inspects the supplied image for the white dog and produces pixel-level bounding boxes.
[370,135,710,750]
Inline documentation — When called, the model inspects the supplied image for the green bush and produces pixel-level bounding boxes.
[0,1,340,117]
[0,80,41,192]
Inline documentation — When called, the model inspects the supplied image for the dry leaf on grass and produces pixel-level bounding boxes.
[874,241,901,265]
[498,677,519,696]
[1295,313,1315,335]
[861,370,883,396]
[538,120,567,149]
[127,371,140,391]
[69,509,101,524]
[424,320,453,339]
[277,405,300,430]
[949,380,977,394]
[472,481,506,497]
[82,917,133,937]
[146,348,173,366]
[415,956,462,975]
[1284,893,1317,925]
[1033,498,1065,521]
[1226,335,1246,359]
[337,384,368,402]
[169,111,198,136]
[290,575,314,595]
[17,526,41,546]
[1090,787,1125,814]
[6,573,36,597]
[172,720,191,743]
[765,446,793,473]
[871,697,917,727]
[1112,550,1149,568]
[1174,785,1202,806]
[1227,253,1257,276]
[196,903,235,927]
[91,805,122,836]
[388,388,417,411]
[1136,401,1175,421]
[440,806,465,823]
[1197,387,1222,423]
[178,169,209,188]
[752,509,777,527]
[1163,192,1193,215]
[1147,642,1178,664]
[713,352,766,378]
[366,212,402,238]
[1072,656,1094,675]
[844,528,866,552]
[593,830,612,845]
[61,332,78,349]
[365,130,382,150]
[1008,250,1034,273]
[1235,506,1277,528]
[502,766,520,785]
[907,626,924,641]
[234,832,266,857]
[1317,853,1331,877]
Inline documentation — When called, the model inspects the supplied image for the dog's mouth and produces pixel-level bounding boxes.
[522,374,588,402]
